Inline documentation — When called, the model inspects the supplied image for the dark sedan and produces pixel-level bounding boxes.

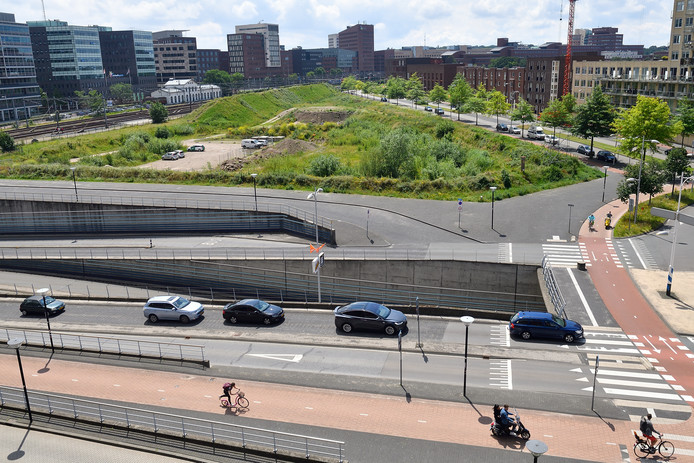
[19,295,65,316]
[223,299,284,325]
[576,145,592,156]
[509,311,583,343]
[496,123,508,132]
[596,150,616,162]
[334,301,407,336]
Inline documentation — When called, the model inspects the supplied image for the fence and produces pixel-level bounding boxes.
[0,386,345,462]
[541,255,566,318]
[1,329,205,364]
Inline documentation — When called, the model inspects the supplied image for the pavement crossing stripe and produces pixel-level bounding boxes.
[659,433,694,443]
[584,339,637,346]
[602,388,683,401]
[578,347,641,354]
[591,369,663,380]
[613,399,692,412]
[596,378,674,390]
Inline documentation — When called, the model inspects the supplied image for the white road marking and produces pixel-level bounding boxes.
[247,354,303,362]
[601,388,683,401]
[628,237,648,269]
[597,377,673,390]
[508,243,512,263]
[591,369,663,380]
[566,267,598,326]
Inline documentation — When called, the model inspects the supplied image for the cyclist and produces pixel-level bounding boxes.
[219,382,238,404]
[588,214,595,229]
[640,413,660,450]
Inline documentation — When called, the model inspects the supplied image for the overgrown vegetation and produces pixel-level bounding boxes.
[614,189,694,237]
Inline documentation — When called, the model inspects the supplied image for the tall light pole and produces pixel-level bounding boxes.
[37,287,54,353]
[634,136,660,224]
[307,187,323,244]
[489,186,497,229]
[8,338,32,423]
[567,203,574,234]
[666,174,694,296]
[251,173,258,211]
[460,316,474,397]
[601,167,608,202]
[70,167,78,202]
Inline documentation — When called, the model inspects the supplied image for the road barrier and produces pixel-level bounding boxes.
[541,255,566,318]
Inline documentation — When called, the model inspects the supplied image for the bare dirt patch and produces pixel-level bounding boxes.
[138,138,245,172]
[220,138,319,172]
[292,107,352,125]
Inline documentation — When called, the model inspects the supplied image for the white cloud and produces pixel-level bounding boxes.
[232,1,259,18]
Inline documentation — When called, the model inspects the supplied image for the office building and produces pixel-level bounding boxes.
[337,23,374,73]
[328,34,338,49]
[99,29,157,94]
[0,12,41,122]
[228,33,267,78]
[152,30,197,84]
[235,23,280,68]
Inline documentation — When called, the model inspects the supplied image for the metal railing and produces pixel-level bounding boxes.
[1,329,205,364]
[0,386,345,462]
[541,255,566,318]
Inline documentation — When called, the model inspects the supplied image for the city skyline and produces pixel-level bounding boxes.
[14,0,669,52]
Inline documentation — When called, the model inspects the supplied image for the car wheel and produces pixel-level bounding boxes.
[179,315,190,324]
[384,325,396,336]
[20,309,27,316]
[263,317,271,325]
[520,331,532,340]
[341,323,353,333]
[564,334,575,343]
[148,314,158,323]
[228,315,238,324]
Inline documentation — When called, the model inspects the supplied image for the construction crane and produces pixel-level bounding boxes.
[41,0,47,21]
[562,0,577,97]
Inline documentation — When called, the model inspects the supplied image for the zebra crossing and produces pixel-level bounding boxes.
[613,237,658,270]
[489,359,512,390]
[542,243,590,267]
[489,324,510,348]
[576,328,642,355]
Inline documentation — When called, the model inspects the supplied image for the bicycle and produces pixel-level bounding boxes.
[220,390,250,410]
[633,431,675,459]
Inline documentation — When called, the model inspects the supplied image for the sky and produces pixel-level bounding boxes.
[12,0,671,51]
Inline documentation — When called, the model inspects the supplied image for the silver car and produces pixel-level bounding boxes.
[143,295,204,323]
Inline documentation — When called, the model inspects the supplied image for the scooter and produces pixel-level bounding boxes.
[605,215,612,229]
[491,407,531,440]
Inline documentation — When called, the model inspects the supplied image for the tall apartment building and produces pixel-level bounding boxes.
[235,23,280,68]
[227,33,267,78]
[328,34,339,49]
[0,12,41,122]
[152,30,197,84]
[197,49,222,81]
[337,23,374,73]
[28,19,106,98]
[98,29,157,93]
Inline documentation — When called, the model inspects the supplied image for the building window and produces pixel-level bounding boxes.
[687,17,694,26]
[673,52,680,60]
[674,35,681,44]
[675,18,683,27]
[677,1,684,11]
[686,34,693,43]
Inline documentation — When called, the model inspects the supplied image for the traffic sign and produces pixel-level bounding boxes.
[311,257,320,273]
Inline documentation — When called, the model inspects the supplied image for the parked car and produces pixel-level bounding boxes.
[143,295,204,324]
[334,301,407,336]
[509,125,521,134]
[19,295,65,316]
[188,144,205,152]
[162,152,177,160]
[380,97,388,102]
[424,106,433,112]
[223,299,284,325]
[175,149,185,159]
[545,135,560,145]
[435,108,445,115]
[496,123,509,132]
[509,311,584,343]
[241,139,259,149]
[576,145,592,156]
[526,126,545,140]
[253,138,268,147]
[596,150,616,162]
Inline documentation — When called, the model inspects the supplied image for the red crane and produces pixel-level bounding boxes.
[562,0,577,97]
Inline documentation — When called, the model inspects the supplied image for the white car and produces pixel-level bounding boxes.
[509,126,521,134]
[162,151,177,160]
[545,135,560,145]
[175,149,185,159]
[143,296,204,323]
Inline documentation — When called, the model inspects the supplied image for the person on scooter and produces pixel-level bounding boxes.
[500,404,516,435]
[640,414,660,450]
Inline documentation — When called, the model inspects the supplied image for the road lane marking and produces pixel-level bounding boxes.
[601,388,683,401]
[566,267,598,326]
[597,378,673,390]
[590,369,663,380]
[248,354,303,362]
[628,237,648,269]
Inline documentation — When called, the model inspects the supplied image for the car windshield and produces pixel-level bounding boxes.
[250,300,270,312]
[372,303,391,318]
[551,314,567,327]
[42,296,56,305]
[171,297,190,309]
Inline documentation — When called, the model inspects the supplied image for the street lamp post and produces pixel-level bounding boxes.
[37,287,54,353]
[489,186,497,229]
[666,174,694,296]
[307,187,323,244]
[601,167,608,202]
[527,440,548,463]
[70,167,78,202]
[8,338,32,423]
[460,316,474,397]
[567,203,574,234]
[251,173,258,212]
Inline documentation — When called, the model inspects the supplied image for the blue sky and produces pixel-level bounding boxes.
[14,0,670,51]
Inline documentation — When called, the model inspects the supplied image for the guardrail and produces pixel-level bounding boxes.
[0,329,206,364]
[541,255,566,318]
[0,386,345,462]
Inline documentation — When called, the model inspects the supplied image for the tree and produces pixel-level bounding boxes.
[109,83,133,104]
[539,98,571,137]
[428,83,447,110]
[306,71,316,80]
[571,86,615,156]
[314,67,326,77]
[406,73,426,108]
[230,72,244,87]
[203,69,232,85]
[674,98,694,148]
[385,76,406,105]
[561,93,577,115]
[613,95,677,160]
[616,159,667,205]
[149,101,168,123]
[486,90,511,126]
[489,57,526,68]
[509,98,535,138]
[466,95,486,126]
[664,148,692,196]
[341,76,358,91]
[0,132,15,152]
[74,89,104,114]
[448,73,473,121]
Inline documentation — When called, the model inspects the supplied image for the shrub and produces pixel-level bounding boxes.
[0,132,15,152]
[172,124,194,135]
[155,127,171,139]
[308,154,342,176]
[501,169,512,188]
[435,120,455,139]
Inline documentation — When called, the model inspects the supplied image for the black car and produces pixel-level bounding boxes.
[380,97,388,102]
[223,299,284,325]
[19,295,65,316]
[435,108,445,115]
[596,150,616,162]
[334,301,407,336]
[496,123,508,132]
[576,145,592,156]
[509,311,584,343]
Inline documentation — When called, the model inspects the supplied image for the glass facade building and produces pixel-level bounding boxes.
[0,12,40,122]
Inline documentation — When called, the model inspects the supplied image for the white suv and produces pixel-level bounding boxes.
[527,126,545,140]
[143,296,204,323]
